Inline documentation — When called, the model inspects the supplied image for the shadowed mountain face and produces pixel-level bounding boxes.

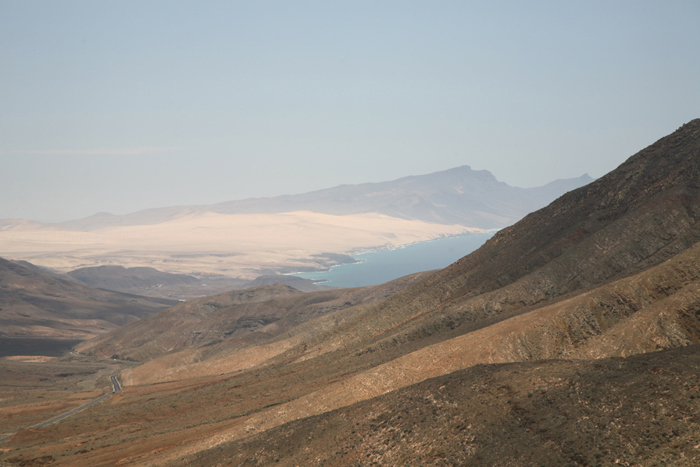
[47,167,592,231]
[66,267,332,299]
[11,261,82,284]
[67,265,199,291]
[0,258,174,340]
[66,265,247,300]
[2,120,699,467]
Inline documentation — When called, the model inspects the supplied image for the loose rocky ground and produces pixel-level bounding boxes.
[185,346,700,467]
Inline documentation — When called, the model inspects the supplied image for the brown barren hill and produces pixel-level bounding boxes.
[0,257,174,340]
[76,270,434,366]
[186,346,700,467]
[2,119,700,467]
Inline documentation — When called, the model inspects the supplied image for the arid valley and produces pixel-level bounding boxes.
[1,120,700,466]
[3,3,700,465]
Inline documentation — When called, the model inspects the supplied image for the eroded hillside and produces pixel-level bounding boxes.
[185,346,700,467]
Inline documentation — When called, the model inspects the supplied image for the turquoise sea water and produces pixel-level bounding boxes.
[292,233,494,288]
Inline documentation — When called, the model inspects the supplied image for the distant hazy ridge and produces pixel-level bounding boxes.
[35,165,592,231]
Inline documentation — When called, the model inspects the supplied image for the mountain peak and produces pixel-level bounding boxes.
[591,117,700,214]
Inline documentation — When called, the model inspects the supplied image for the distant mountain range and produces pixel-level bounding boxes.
[41,166,593,231]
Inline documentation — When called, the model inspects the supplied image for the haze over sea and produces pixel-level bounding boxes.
[292,233,494,288]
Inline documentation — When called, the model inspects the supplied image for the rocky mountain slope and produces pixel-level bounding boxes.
[186,345,700,467]
[1,120,698,467]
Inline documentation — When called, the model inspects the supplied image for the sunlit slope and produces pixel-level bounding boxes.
[187,346,700,467]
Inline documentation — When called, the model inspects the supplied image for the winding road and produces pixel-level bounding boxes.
[0,374,121,444]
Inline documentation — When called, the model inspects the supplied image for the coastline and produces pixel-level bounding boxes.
[284,230,492,277]
[0,211,479,280]
[289,232,494,287]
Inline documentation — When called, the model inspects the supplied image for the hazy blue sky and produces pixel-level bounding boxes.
[1,1,699,222]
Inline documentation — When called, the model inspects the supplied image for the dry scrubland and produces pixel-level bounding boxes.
[187,347,700,467]
[0,354,136,442]
[0,211,481,279]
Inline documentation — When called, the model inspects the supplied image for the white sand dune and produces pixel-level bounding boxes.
[0,211,483,279]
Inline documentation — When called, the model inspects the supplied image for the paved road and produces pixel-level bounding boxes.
[110,374,122,392]
[0,374,121,444]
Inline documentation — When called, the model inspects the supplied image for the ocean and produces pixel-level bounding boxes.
[291,232,493,288]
